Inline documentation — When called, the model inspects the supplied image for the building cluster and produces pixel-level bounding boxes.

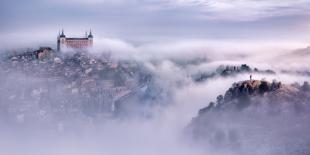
[1,31,151,118]
[1,44,150,118]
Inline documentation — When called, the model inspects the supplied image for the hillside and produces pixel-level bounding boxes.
[197,80,309,113]
[188,80,310,155]
[0,48,162,123]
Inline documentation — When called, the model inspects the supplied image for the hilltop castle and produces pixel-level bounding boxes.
[57,30,93,51]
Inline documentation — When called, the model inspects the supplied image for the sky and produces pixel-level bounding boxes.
[1,0,310,48]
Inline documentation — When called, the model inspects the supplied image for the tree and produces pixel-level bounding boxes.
[217,95,224,105]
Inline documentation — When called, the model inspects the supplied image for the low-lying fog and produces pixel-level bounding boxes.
[1,39,310,155]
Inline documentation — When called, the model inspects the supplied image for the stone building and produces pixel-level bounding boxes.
[57,30,93,51]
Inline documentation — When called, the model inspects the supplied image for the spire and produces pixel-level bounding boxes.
[88,29,93,38]
[60,29,66,37]
[85,31,88,37]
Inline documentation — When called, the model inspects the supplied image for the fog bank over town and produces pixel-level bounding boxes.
[1,0,310,155]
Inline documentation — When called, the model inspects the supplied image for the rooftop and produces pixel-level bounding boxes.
[66,38,90,40]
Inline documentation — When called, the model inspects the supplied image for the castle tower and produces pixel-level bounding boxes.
[57,29,66,51]
[88,29,93,46]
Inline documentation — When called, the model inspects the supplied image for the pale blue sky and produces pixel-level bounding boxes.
[1,0,310,48]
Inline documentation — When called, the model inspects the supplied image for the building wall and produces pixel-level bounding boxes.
[57,37,93,51]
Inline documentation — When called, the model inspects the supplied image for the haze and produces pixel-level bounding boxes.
[1,1,310,155]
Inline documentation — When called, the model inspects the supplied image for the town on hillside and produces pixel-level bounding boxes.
[0,30,158,119]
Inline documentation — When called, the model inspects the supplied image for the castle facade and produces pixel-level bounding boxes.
[57,30,93,51]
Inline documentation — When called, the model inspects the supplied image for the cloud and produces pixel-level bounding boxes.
[56,0,310,20]
[1,0,310,44]
[169,0,310,21]
[39,0,310,21]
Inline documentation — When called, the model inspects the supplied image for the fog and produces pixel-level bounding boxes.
[189,104,310,155]
[1,0,310,153]
[0,36,310,155]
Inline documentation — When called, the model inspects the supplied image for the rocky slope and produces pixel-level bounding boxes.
[197,80,310,113]
[188,80,310,155]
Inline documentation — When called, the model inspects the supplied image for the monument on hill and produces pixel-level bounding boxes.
[57,29,93,51]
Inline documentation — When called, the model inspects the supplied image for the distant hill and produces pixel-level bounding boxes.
[193,64,275,82]
[292,46,310,56]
